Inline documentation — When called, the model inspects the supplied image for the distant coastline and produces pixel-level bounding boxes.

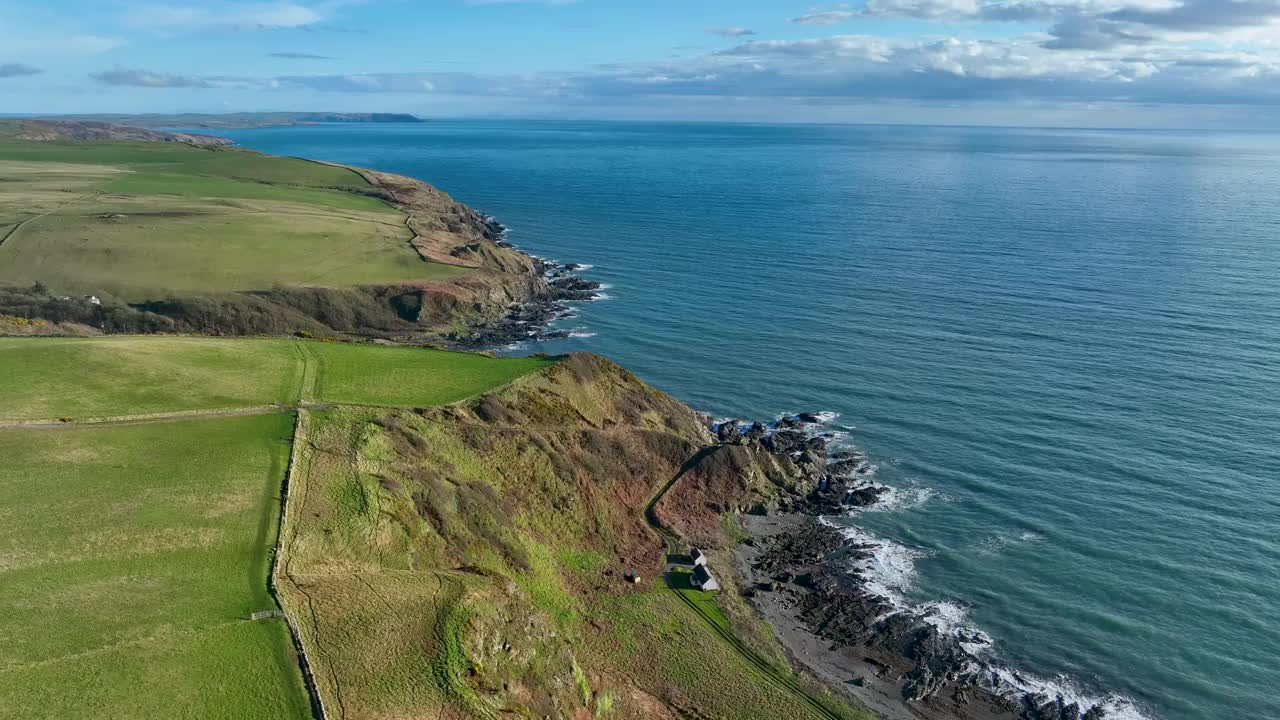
[37,112,426,130]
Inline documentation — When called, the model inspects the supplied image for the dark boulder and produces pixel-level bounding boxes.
[717,422,742,444]
[845,485,889,508]
[764,430,806,454]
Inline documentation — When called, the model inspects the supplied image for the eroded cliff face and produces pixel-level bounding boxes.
[278,354,850,720]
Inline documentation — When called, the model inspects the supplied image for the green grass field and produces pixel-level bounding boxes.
[0,337,556,421]
[0,337,302,421]
[0,414,311,720]
[101,171,397,214]
[0,202,456,299]
[305,342,555,407]
[0,139,471,300]
[0,140,369,190]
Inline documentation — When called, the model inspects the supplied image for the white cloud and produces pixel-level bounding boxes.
[790,1,1280,53]
[791,5,859,25]
[0,34,124,56]
[708,27,757,37]
[91,67,214,88]
[124,3,325,31]
[73,0,1280,117]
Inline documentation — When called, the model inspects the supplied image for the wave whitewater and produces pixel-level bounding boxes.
[813,424,1156,720]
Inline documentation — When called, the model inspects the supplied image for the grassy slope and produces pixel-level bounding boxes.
[0,139,469,300]
[278,356,871,720]
[0,336,553,421]
[0,414,310,720]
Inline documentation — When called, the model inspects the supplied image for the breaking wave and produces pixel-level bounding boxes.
[822,520,1154,720]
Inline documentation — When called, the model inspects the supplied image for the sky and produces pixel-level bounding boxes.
[3,0,1280,128]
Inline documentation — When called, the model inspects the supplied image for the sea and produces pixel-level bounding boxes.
[213,121,1280,720]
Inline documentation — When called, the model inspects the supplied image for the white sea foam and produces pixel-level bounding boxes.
[920,602,994,656]
[824,523,1154,719]
[984,666,1154,720]
[568,330,598,338]
[854,483,936,514]
[575,263,594,270]
[593,292,612,301]
[979,530,1047,555]
[776,410,841,426]
[823,521,923,606]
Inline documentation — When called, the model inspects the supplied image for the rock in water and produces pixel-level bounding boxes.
[717,422,742,444]
[764,430,806,454]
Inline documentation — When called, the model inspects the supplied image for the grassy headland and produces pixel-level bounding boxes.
[278,353,872,720]
[0,119,550,341]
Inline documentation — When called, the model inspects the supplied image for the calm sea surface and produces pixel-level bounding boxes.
[217,121,1280,720]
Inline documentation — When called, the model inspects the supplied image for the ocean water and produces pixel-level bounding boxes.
[218,121,1280,720]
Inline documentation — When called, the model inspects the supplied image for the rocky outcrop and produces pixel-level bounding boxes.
[731,416,1116,720]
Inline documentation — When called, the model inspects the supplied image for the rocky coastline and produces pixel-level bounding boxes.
[444,216,605,350]
[712,414,1117,720]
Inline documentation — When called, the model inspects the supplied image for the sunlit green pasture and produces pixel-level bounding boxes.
[0,139,470,299]
[0,414,311,720]
[0,336,555,421]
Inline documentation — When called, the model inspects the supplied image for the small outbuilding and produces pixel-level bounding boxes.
[625,572,642,584]
[690,548,708,567]
[691,565,720,592]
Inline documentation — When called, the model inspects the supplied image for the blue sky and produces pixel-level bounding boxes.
[3,1,1280,127]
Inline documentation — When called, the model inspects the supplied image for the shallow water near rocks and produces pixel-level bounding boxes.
[218,121,1280,720]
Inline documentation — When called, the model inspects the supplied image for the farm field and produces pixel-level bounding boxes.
[0,139,470,300]
[0,336,553,422]
[0,413,310,720]
[304,341,555,407]
[101,170,398,214]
